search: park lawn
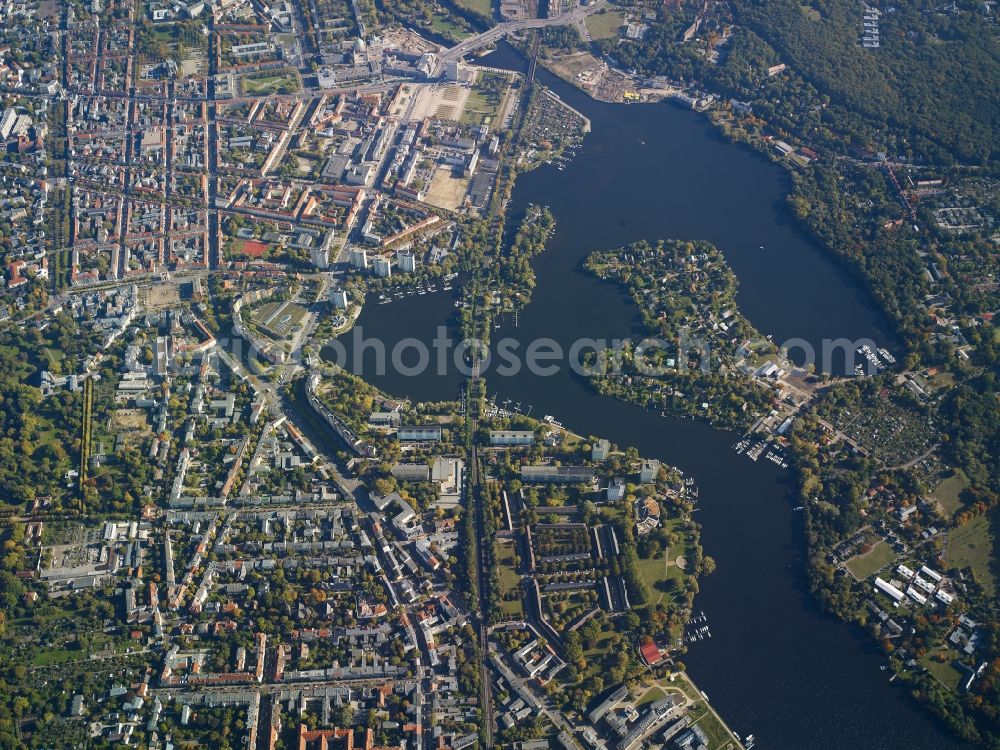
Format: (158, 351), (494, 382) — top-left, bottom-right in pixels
(43, 347), (65, 368)
(921, 648), (964, 692)
(460, 87), (504, 126)
(34, 422), (60, 450)
(582, 621), (618, 659)
(496, 538), (523, 617)
(636, 553), (684, 607)
(453, 0), (491, 16)
(497, 562), (520, 593)
(635, 519), (693, 606)
(431, 12), (471, 40)
(669, 674), (702, 704)
(947, 515), (996, 595)
(557, 429), (586, 449)
(931, 469), (970, 516)
(585, 9), (626, 40)
(31, 647), (79, 666)
(496, 536), (518, 567)
(499, 598), (523, 617)
(845, 540), (896, 580)
(242, 72), (300, 95)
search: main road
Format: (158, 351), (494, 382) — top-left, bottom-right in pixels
(435, 0), (610, 71)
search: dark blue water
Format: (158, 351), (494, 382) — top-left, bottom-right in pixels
(321, 44), (969, 750)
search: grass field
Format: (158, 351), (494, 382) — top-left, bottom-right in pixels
(931, 469), (970, 516)
(453, 0), (491, 16)
(947, 514), (996, 595)
(242, 71), (300, 96)
(31, 647), (79, 666)
(43, 347), (65, 368)
(431, 12), (471, 40)
(496, 538), (523, 618)
(921, 648), (964, 692)
(636, 552), (685, 607)
(499, 599), (523, 617)
(582, 620), (618, 659)
(460, 87), (505, 126)
(585, 9), (626, 40)
(845, 540), (896, 580)
(497, 563), (520, 591)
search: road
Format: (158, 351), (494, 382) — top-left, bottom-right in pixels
(212, 340), (364, 503)
(435, 0), (610, 71)
(466, 437), (496, 746)
(487, 641), (578, 739)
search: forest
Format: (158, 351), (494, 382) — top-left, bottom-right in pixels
(606, 0), (1000, 166)
(733, 0), (1000, 166)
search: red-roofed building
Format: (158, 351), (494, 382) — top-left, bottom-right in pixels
(640, 640), (665, 667)
(7, 260), (26, 288)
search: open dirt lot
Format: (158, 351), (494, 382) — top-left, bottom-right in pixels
(408, 84), (471, 122)
(423, 168), (469, 211)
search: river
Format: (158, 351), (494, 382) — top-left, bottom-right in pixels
(323, 44), (970, 749)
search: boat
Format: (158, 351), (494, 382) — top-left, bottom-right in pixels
(856, 344), (884, 371)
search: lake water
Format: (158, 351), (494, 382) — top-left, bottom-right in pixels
(323, 44), (970, 750)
